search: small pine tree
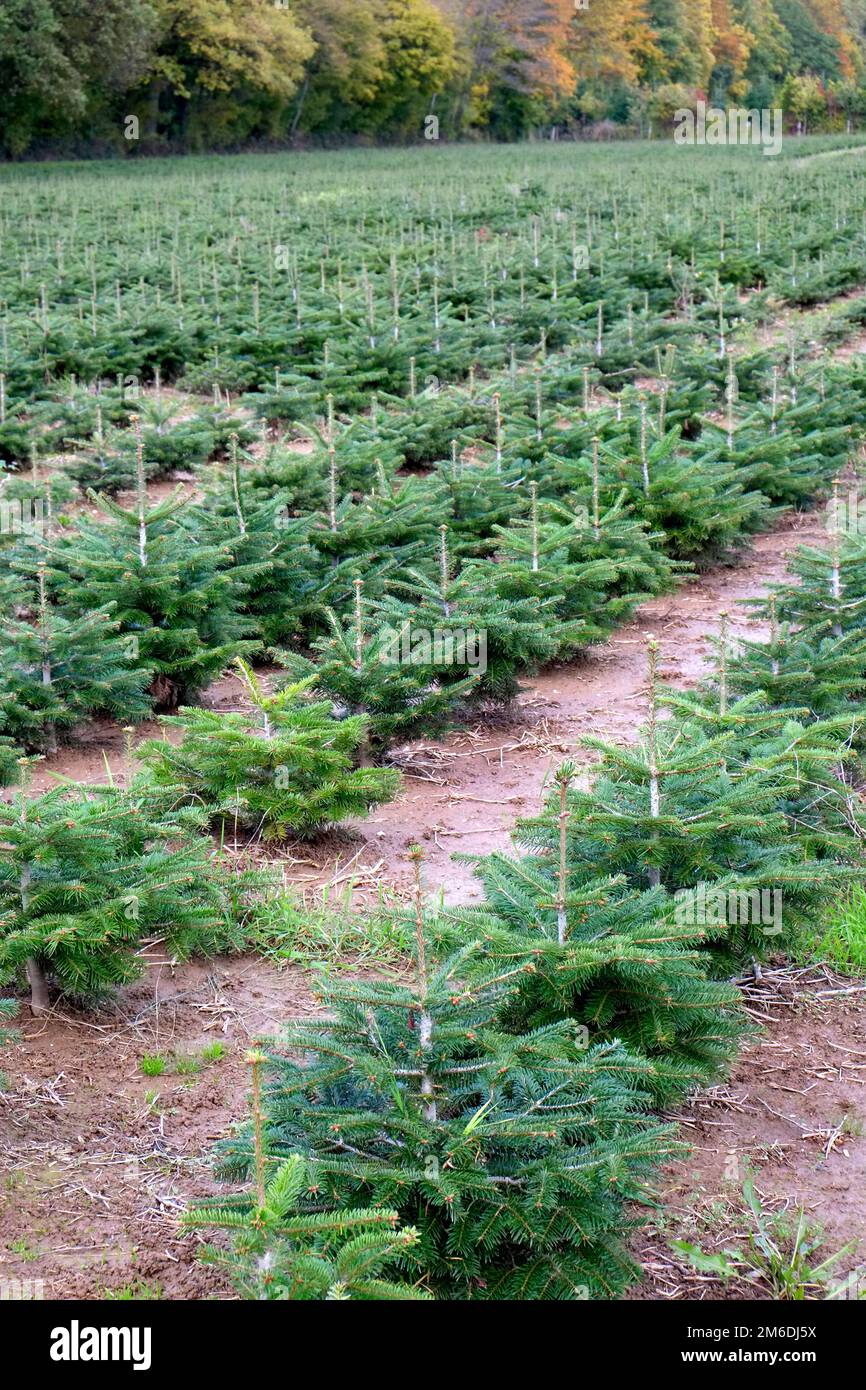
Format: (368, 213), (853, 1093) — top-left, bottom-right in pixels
(215, 851), (679, 1301)
(52, 417), (256, 706)
(518, 639), (849, 967)
(434, 445), (523, 558)
(137, 658), (400, 840)
(601, 421), (767, 562)
(194, 438), (318, 647)
(725, 597), (866, 724)
(381, 527), (563, 704)
(754, 522), (866, 639)
(277, 579), (482, 753)
(0, 560), (152, 753)
(185, 1054), (430, 1300)
(486, 483), (614, 651)
(659, 613), (865, 855)
(441, 762), (746, 1105)
(309, 452), (446, 572)
(0, 767), (255, 1014)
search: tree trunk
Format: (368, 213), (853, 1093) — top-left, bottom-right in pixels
(26, 957), (50, 1016)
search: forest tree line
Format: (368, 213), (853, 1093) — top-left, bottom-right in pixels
(3, 0), (866, 157)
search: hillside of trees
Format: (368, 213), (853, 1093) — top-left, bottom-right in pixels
(4, 0), (866, 157)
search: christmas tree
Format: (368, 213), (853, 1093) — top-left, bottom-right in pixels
(0, 560), (153, 753)
(137, 659), (400, 840)
(193, 439), (318, 648)
(380, 527), (563, 704)
(308, 460), (446, 573)
(440, 763), (746, 1105)
(753, 521), (866, 639)
(51, 418), (255, 706)
(516, 640), (849, 968)
(433, 445), (523, 559)
(185, 1055), (430, 1300)
(215, 850), (678, 1300)
(724, 601), (866, 726)
(659, 613), (865, 856)
(277, 578), (481, 753)
(600, 420), (768, 563)
(486, 483), (617, 651)
(0, 768), (255, 1014)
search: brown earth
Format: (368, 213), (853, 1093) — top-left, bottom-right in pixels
(629, 965), (866, 1299)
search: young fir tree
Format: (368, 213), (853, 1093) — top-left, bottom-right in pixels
(517, 640), (847, 969)
(724, 596), (866, 725)
(308, 451), (446, 573)
(658, 612), (865, 855)
(752, 521), (866, 639)
(216, 850), (678, 1300)
(485, 483), (613, 651)
(441, 764), (746, 1104)
(137, 659), (400, 841)
(545, 469), (681, 616)
(277, 578), (481, 753)
(433, 443), (523, 558)
(185, 1057), (430, 1300)
(0, 560), (152, 753)
(51, 417), (255, 706)
(0, 766), (253, 1014)
(599, 419), (767, 562)
(193, 437), (318, 647)
(380, 527), (563, 704)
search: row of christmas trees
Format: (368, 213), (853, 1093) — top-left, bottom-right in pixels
(1, 345), (861, 805)
(186, 518), (866, 1299)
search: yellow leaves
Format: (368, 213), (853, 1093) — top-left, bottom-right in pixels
(150, 0), (314, 100)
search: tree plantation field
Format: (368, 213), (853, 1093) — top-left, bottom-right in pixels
(3, 136), (866, 1310)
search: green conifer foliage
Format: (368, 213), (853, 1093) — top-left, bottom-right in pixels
(434, 444), (523, 558)
(380, 527), (562, 704)
(0, 736), (21, 785)
(216, 851), (678, 1300)
(753, 521), (866, 639)
(138, 659), (400, 840)
(0, 770), (253, 1014)
(487, 482), (613, 650)
(278, 579), (481, 752)
(440, 764), (746, 1105)
(0, 561), (152, 753)
(51, 417), (255, 706)
(725, 598), (866, 726)
(659, 613), (865, 856)
(593, 415), (765, 562)
(514, 640), (846, 967)
(194, 438), (317, 647)
(186, 1055), (430, 1300)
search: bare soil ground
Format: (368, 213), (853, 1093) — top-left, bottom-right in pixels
(629, 964), (866, 1299)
